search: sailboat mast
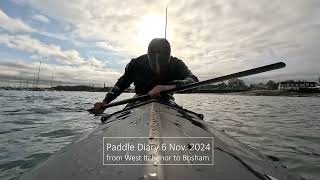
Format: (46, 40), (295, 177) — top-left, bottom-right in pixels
(51, 67), (55, 88)
(165, 7), (168, 39)
(36, 60), (41, 88)
(51, 71), (53, 88)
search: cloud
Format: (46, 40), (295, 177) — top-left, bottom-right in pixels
(32, 14), (50, 24)
(0, 9), (33, 33)
(3, 0), (320, 82)
(0, 33), (113, 73)
(23, 0), (168, 55)
(0, 31), (123, 86)
(168, 0), (320, 81)
(0, 34), (87, 65)
(95, 41), (117, 51)
(80, 57), (105, 69)
(0, 60), (121, 87)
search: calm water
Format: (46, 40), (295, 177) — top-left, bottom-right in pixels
(0, 90), (319, 180)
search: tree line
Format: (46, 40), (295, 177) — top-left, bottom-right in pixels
(198, 79), (279, 91)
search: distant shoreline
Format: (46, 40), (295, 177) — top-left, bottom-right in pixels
(229, 90), (320, 97)
(1, 87), (319, 97)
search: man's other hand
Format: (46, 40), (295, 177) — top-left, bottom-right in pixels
(148, 85), (176, 97)
(93, 101), (107, 114)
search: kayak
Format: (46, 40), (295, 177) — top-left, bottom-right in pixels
(19, 99), (301, 180)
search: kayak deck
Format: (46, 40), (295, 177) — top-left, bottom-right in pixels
(19, 100), (301, 180)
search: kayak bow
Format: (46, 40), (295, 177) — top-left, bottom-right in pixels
(19, 100), (301, 180)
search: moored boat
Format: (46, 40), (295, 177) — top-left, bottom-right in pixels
(19, 99), (301, 180)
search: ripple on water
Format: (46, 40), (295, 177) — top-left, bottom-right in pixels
(39, 129), (80, 138)
(0, 153), (51, 171)
(3, 120), (39, 125)
(0, 128), (23, 135)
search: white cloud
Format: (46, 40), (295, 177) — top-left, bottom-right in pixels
(0, 60), (121, 87)
(80, 57), (105, 69)
(24, 0), (168, 55)
(5, 0), (320, 81)
(32, 14), (50, 24)
(95, 41), (117, 51)
(0, 9), (33, 33)
(0, 34), (86, 64)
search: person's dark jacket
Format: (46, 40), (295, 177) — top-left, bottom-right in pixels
(103, 54), (198, 103)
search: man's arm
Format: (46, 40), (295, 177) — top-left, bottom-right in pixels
(103, 61), (134, 103)
(169, 58), (199, 87)
(148, 59), (198, 97)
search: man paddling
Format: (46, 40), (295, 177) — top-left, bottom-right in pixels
(93, 38), (198, 114)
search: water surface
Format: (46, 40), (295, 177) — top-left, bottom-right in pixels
(0, 90), (319, 180)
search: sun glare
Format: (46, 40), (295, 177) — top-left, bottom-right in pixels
(136, 15), (167, 47)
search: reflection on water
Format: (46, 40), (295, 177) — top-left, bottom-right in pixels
(0, 90), (319, 180)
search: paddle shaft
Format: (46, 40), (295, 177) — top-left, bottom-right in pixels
(89, 62), (285, 113)
(102, 95), (149, 108)
(162, 62), (286, 94)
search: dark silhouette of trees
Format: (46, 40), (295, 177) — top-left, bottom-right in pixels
(227, 79), (247, 90)
(266, 80), (278, 90)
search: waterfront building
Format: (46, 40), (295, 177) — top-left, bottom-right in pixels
(278, 81), (318, 90)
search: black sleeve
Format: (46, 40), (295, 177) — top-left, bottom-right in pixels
(169, 59), (199, 87)
(103, 60), (134, 103)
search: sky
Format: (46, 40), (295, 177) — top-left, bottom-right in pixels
(0, 0), (319, 87)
